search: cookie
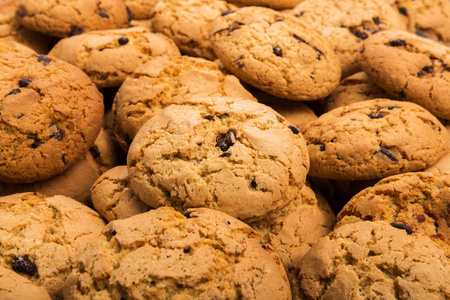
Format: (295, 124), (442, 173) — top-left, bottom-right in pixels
(127, 96), (309, 221)
(0, 128), (118, 204)
(0, 266), (51, 300)
(0, 38), (35, 54)
(359, 30), (450, 119)
(425, 122), (450, 173)
(324, 72), (393, 113)
(302, 99), (448, 180)
(150, 0), (236, 60)
(112, 55), (255, 150)
(91, 165), (150, 222)
(228, 0), (302, 10)
(63, 207), (291, 299)
(0, 52), (104, 183)
(249, 183), (335, 273)
(15, 0), (129, 38)
(125, 0), (158, 20)
(291, 221), (450, 299)
(209, 7), (341, 101)
(0, 192), (106, 299)
(336, 171), (450, 254)
(49, 27), (181, 88)
(290, 0), (406, 78)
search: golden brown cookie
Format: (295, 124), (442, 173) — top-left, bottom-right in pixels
(0, 266), (51, 300)
(63, 207), (291, 299)
(0, 51), (104, 183)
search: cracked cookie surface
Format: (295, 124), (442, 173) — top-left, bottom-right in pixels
(63, 207), (291, 300)
(112, 55), (255, 150)
(0, 51), (104, 183)
(291, 221), (450, 300)
(0, 192), (106, 299)
(302, 99), (448, 180)
(49, 27), (181, 88)
(127, 96), (309, 221)
(209, 6), (341, 101)
(0, 266), (51, 300)
(359, 30), (450, 119)
(15, 0), (129, 38)
(150, 0), (236, 60)
(290, 0), (406, 78)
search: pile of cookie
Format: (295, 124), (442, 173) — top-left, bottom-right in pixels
(1, 0), (449, 299)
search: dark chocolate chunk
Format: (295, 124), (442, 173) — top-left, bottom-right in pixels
(183, 246), (191, 253)
(219, 152), (231, 157)
(18, 78), (32, 88)
(221, 10), (234, 16)
(37, 55), (52, 66)
(399, 7), (408, 16)
(315, 142), (325, 152)
(16, 5), (27, 17)
(225, 129), (236, 145)
(259, 242), (267, 250)
(293, 34), (307, 44)
(417, 65), (435, 77)
(368, 112), (384, 119)
(28, 136), (40, 148)
(89, 145), (101, 158)
(109, 228), (117, 236)
(196, 142), (203, 146)
(126, 6), (132, 22)
(7, 89), (21, 96)
(416, 214), (426, 223)
(69, 25), (83, 36)
(390, 222), (413, 234)
(98, 11), (109, 19)
(236, 56), (245, 68)
(364, 215), (374, 221)
(288, 125), (299, 135)
(389, 39), (406, 47)
(99, 48), (106, 52)
(378, 148), (398, 162)
(273, 46), (282, 57)
(12, 256), (37, 276)
(372, 17), (381, 26)
(228, 21), (243, 33)
(349, 27), (368, 40)
(227, 220), (231, 225)
(17, 114), (24, 119)
(118, 36), (129, 45)
(215, 134), (227, 151)
(49, 123), (64, 141)
(202, 115), (215, 121)
(251, 179), (257, 189)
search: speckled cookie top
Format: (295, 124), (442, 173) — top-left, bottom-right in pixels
(209, 6), (341, 101)
(290, 0), (406, 77)
(150, 0), (236, 60)
(49, 27), (181, 88)
(0, 192), (106, 299)
(0, 266), (51, 300)
(127, 96), (309, 221)
(0, 51), (104, 183)
(336, 171), (450, 255)
(359, 30), (450, 119)
(63, 207), (291, 300)
(112, 55), (255, 149)
(292, 221), (450, 300)
(303, 99), (448, 180)
(15, 0), (129, 38)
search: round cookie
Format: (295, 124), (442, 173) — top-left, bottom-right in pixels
(125, 0), (158, 20)
(209, 6), (341, 101)
(127, 96), (309, 221)
(291, 221), (450, 300)
(150, 0), (236, 60)
(112, 56), (255, 150)
(0, 192), (106, 299)
(63, 207), (291, 299)
(0, 51), (104, 183)
(49, 27), (181, 88)
(336, 171), (450, 255)
(0, 266), (51, 300)
(359, 30), (450, 120)
(0, 128), (118, 204)
(302, 99), (448, 180)
(15, 0), (129, 38)
(290, 0), (406, 78)
(324, 72), (393, 113)
(227, 0), (303, 10)
(91, 165), (150, 222)
(249, 183), (335, 273)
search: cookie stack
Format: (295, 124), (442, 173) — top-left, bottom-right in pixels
(1, 0), (450, 298)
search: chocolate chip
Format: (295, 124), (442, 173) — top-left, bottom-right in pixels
(16, 5), (27, 17)
(37, 55), (52, 66)
(49, 123), (64, 141)
(118, 36), (129, 45)
(227, 220), (231, 224)
(315, 142), (325, 152)
(236, 56), (245, 68)
(99, 48), (106, 52)
(183, 246), (191, 253)
(18, 78), (32, 88)
(390, 222), (413, 234)
(109, 228), (117, 236)
(389, 39), (406, 47)
(196, 142), (203, 146)
(378, 148), (398, 162)
(216, 113), (229, 119)
(228, 21), (243, 33)
(368, 112), (384, 119)
(251, 179), (257, 189)
(202, 115), (215, 121)
(372, 17), (381, 26)
(288, 125), (299, 135)
(69, 25), (83, 36)
(184, 211), (194, 218)
(28, 136), (40, 148)
(221, 10), (234, 16)
(273, 46), (282, 57)
(418, 65), (435, 77)
(314, 47), (324, 60)
(349, 28), (368, 40)
(225, 129), (236, 145)
(17, 114), (24, 119)
(98, 11), (109, 18)
(215, 134), (227, 151)
(275, 16), (285, 22)
(386, 106), (399, 110)
(219, 152), (231, 157)
(260, 242), (267, 250)
(126, 6), (132, 22)
(364, 215), (374, 221)
(416, 214), (426, 223)
(399, 7), (408, 16)
(89, 145), (101, 158)
(7, 89), (21, 96)
(293, 34), (307, 44)
(12, 256), (37, 276)
(295, 11), (304, 17)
